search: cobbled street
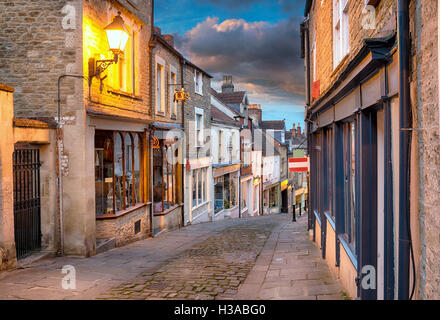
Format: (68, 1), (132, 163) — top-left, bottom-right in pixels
(0, 215), (345, 300)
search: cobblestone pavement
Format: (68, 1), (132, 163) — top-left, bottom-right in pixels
(0, 214), (344, 300)
(102, 220), (278, 300)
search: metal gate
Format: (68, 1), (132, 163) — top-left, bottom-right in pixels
(13, 147), (41, 259)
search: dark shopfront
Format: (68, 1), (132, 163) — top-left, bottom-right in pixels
(307, 35), (401, 300)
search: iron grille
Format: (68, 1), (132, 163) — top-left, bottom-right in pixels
(13, 147), (42, 259)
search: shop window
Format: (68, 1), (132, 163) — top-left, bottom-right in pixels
(224, 173), (238, 209)
(241, 181), (248, 210)
(214, 177), (224, 213)
(269, 186), (278, 208)
(153, 139), (178, 213)
(95, 131), (144, 216)
(324, 128), (334, 218)
(343, 121), (357, 249)
(192, 168), (207, 208)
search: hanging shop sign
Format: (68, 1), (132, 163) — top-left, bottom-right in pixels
(289, 157), (309, 172)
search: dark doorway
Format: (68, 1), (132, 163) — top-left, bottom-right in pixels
(281, 189), (288, 213)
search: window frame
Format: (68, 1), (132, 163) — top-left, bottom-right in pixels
(191, 167), (208, 209)
(333, 0), (350, 68)
(156, 56), (166, 114)
(170, 66), (178, 117)
(195, 107), (204, 148)
(153, 138), (178, 214)
(95, 130), (144, 216)
(194, 70), (203, 95)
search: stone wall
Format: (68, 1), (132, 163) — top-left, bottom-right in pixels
(83, 0), (152, 120)
(0, 84), (16, 271)
(0, 0), (83, 118)
(408, 0), (440, 300)
(309, 0), (396, 102)
(152, 39), (183, 125)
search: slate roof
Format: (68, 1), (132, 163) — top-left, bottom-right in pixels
(210, 88), (248, 114)
(211, 106), (240, 126)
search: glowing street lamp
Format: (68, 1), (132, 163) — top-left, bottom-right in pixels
(88, 12), (129, 80)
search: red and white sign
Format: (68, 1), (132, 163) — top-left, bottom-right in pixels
(289, 157), (309, 173)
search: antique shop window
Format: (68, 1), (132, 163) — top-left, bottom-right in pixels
(153, 139), (178, 213)
(333, 0), (350, 68)
(192, 168), (207, 208)
(95, 131), (143, 216)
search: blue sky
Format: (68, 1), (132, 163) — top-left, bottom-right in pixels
(155, 0), (306, 132)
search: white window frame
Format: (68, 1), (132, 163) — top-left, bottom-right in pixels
(195, 107), (204, 147)
(170, 66), (178, 117)
(333, 0), (350, 68)
(194, 70), (203, 95)
(155, 55), (166, 114)
(192, 167), (208, 209)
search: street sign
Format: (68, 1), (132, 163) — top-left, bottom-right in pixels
(289, 157), (309, 172)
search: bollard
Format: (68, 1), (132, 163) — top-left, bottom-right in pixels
(292, 203), (296, 222)
(299, 203), (302, 217)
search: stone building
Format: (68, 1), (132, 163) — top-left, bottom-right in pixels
(302, 0), (439, 300)
(0, 0), (154, 259)
(182, 61), (213, 226)
(260, 120), (290, 213)
(149, 28), (184, 235)
(212, 76), (255, 218)
(210, 94), (241, 220)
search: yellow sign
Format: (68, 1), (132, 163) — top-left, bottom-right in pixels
(174, 88), (190, 102)
(281, 179), (289, 191)
(253, 178), (260, 185)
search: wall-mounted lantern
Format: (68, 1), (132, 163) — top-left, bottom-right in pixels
(88, 12), (129, 82)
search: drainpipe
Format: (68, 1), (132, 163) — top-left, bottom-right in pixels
(180, 57), (186, 227)
(148, 0), (155, 237)
(397, 0), (412, 300)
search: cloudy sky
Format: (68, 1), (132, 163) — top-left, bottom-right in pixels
(155, 0), (307, 131)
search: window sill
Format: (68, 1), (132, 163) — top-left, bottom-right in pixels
(331, 54), (349, 76)
(155, 110), (165, 116)
(107, 89), (143, 101)
(153, 204), (181, 216)
(194, 91), (203, 97)
(338, 234), (358, 270)
(192, 200), (209, 211)
(323, 211), (336, 231)
(96, 203), (149, 220)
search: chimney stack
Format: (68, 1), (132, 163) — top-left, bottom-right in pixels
(221, 75), (234, 93)
(292, 123), (296, 136)
(153, 26), (161, 35)
(297, 123), (302, 137)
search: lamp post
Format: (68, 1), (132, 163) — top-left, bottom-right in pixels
(88, 12), (130, 82)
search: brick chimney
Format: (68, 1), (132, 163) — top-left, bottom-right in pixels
(291, 123), (296, 136)
(163, 34), (174, 47)
(248, 104), (262, 123)
(153, 26), (161, 35)
(221, 75), (234, 93)
(297, 123), (302, 137)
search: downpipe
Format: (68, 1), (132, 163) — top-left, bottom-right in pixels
(397, 0), (413, 300)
